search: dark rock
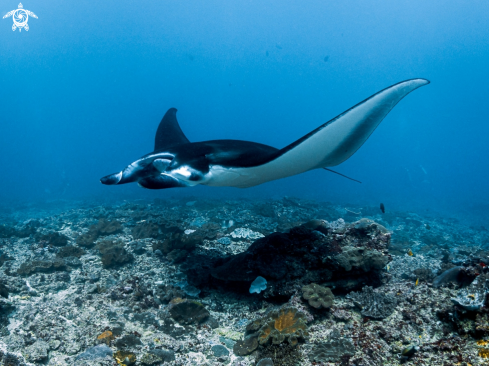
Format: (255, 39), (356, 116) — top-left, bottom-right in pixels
(76, 231), (98, 248)
(347, 286), (397, 319)
(169, 300), (210, 325)
(310, 338), (355, 363)
(211, 345), (229, 357)
(155, 230), (202, 254)
(0, 224), (17, 238)
(56, 272), (71, 282)
(196, 221), (389, 296)
(93, 219), (123, 236)
(56, 245), (86, 258)
(0, 251), (13, 267)
(413, 268), (434, 282)
(25, 340), (49, 362)
(17, 258), (68, 276)
(153, 284), (184, 305)
(76, 345), (113, 360)
(0, 282), (8, 298)
(77, 219), (123, 247)
(96, 240), (134, 268)
(130, 241), (147, 255)
(233, 337), (258, 356)
(167, 249), (188, 263)
(133, 312), (158, 327)
(257, 343), (299, 366)
(0, 224), (36, 238)
(114, 334), (142, 348)
(36, 232), (68, 247)
(433, 266), (462, 288)
(63, 256), (82, 267)
(132, 222), (160, 239)
(159, 318), (188, 338)
(203, 316), (219, 329)
(256, 358), (274, 366)
(147, 349), (175, 363)
(109, 323), (124, 336)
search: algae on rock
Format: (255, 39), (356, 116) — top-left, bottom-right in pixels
(302, 283), (334, 309)
(347, 286), (397, 319)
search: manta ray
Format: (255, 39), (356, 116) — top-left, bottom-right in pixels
(101, 78), (429, 190)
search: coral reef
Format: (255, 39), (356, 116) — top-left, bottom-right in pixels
(251, 307), (308, 346)
(347, 286), (397, 319)
(77, 219), (123, 247)
(0, 197), (488, 365)
(56, 245), (86, 258)
(131, 222), (159, 239)
(169, 299), (210, 325)
(35, 232), (68, 246)
(114, 350), (136, 365)
(233, 337), (258, 356)
(201, 220), (390, 297)
(157, 230), (203, 254)
(257, 343), (300, 366)
(310, 338), (355, 363)
(452, 273), (489, 310)
(302, 283), (334, 309)
(96, 239), (134, 268)
(17, 258), (68, 276)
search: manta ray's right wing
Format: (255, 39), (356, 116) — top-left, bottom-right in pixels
(210, 78), (429, 188)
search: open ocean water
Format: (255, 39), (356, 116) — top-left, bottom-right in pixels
(1, 1), (489, 365)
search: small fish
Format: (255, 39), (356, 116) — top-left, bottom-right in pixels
(407, 249), (413, 256)
(275, 44), (283, 50)
(380, 203), (385, 213)
(425, 224), (431, 230)
(266, 50), (269, 57)
(386, 264), (390, 271)
(324, 56), (329, 62)
(480, 262), (487, 268)
(415, 278), (419, 286)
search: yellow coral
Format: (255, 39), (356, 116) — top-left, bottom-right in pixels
(274, 309), (300, 333)
(96, 330), (114, 345)
(477, 340), (489, 346)
(114, 350), (136, 365)
(479, 348), (489, 358)
(170, 297), (185, 304)
(259, 327), (271, 342)
(257, 307), (308, 346)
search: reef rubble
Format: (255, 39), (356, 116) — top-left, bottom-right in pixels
(0, 197), (488, 365)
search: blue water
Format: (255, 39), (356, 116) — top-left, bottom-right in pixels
(1, 1), (488, 217)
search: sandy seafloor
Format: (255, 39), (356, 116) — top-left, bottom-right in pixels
(1, 197), (489, 366)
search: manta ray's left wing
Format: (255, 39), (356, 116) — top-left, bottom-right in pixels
(207, 78), (429, 188)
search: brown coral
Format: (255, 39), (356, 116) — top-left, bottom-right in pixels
(114, 350), (136, 365)
(96, 330), (114, 345)
(257, 307), (308, 346)
(302, 283), (334, 309)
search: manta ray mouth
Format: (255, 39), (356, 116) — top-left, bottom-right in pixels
(100, 171), (122, 185)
